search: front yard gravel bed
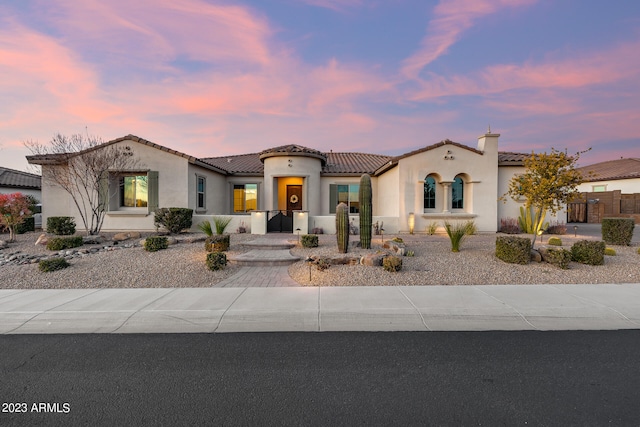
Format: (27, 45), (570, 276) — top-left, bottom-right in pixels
(1, 231), (639, 289)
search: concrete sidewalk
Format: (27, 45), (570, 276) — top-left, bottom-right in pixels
(2, 284), (640, 334)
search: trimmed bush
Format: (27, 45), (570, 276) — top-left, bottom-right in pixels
(144, 236), (168, 252)
(571, 240), (605, 265)
(604, 247), (617, 256)
(392, 237), (404, 243)
(47, 216), (76, 235)
(383, 255), (402, 272)
(205, 234), (230, 252)
(154, 208), (193, 234)
(46, 236), (83, 251)
(548, 237), (563, 246)
(39, 257), (70, 272)
(601, 218), (635, 246)
(495, 236), (531, 265)
(16, 217), (35, 234)
(206, 251), (227, 271)
(541, 247), (572, 269)
(301, 234), (319, 248)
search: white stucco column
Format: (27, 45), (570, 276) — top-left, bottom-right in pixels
(250, 211), (267, 234)
(441, 182), (451, 213)
(293, 211), (309, 235)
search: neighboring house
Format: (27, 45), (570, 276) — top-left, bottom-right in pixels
(0, 166), (41, 200)
(571, 158), (640, 223)
(27, 132), (533, 234)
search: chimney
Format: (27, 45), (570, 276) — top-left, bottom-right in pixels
(477, 126), (500, 154)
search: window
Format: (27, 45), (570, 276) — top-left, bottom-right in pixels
(120, 175), (148, 207)
(197, 176), (206, 210)
(234, 184), (257, 213)
(330, 184), (359, 213)
(592, 185), (606, 192)
(424, 176), (436, 210)
(452, 176), (464, 209)
(102, 171), (158, 213)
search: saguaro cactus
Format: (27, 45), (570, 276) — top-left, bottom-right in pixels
(336, 202), (349, 253)
(359, 174), (372, 249)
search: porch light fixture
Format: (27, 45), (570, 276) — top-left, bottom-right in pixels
(574, 225), (578, 237)
(306, 257), (313, 282)
(296, 227), (301, 242)
(380, 228), (384, 243)
(408, 212), (415, 235)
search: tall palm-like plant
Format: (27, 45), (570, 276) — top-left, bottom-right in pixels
(197, 220), (213, 237)
(212, 216), (232, 235)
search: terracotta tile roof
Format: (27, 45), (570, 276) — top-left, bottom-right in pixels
(323, 152), (393, 175)
(202, 153), (264, 175)
(498, 152), (530, 165)
(577, 158), (640, 182)
(27, 134), (228, 175)
(0, 167), (41, 190)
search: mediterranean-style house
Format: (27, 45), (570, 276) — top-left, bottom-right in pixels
(27, 131), (537, 234)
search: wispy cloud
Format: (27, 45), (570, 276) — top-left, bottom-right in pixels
(401, 0), (536, 79)
(298, 0), (363, 13)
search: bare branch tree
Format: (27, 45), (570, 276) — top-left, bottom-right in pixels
(25, 134), (141, 235)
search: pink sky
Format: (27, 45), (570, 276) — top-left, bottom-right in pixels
(1, 0), (639, 172)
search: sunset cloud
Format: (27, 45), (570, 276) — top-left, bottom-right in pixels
(401, 0), (536, 79)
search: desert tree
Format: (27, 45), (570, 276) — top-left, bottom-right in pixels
(0, 192), (31, 242)
(25, 133), (141, 235)
(501, 147), (587, 247)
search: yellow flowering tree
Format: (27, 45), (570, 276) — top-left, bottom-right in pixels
(502, 148), (587, 247)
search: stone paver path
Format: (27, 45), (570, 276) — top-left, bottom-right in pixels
(215, 236), (301, 288)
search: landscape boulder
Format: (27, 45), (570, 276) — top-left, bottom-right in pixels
(113, 231), (142, 242)
(383, 240), (406, 256)
(530, 249), (542, 263)
(360, 253), (385, 266)
(35, 233), (47, 246)
(83, 235), (106, 245)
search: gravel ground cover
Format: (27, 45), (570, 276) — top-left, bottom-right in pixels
(1, 231), (639, 289)
(0, 232), (255, 289)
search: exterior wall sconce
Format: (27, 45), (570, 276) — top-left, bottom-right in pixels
(408, 212), (415, 234)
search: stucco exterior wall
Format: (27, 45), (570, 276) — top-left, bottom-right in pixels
(376, 167), (399, 217)
(187, 164), (227, 214)
(263, 155), (323, 215)
(394, 141), (499, 233)
(578, 178), (640, 194)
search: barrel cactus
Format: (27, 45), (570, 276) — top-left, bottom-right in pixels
(359, 174), (372, 249)
(336, 202), (349, 253)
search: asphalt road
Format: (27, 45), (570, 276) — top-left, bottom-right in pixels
(1, 331), (639, 426)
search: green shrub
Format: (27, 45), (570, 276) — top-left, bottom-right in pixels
(406, 250), (415, 257)
(570, 240), (605, 265)
(206, 251), (227, 271)
(39, 257), (70, 272)
(542, 247), (572, 269)
(495, 236), (531, 265)
(637, 247), (640, 255)
(47, 216), (76, 235)
(601, 218), (635, 246)
(604, 247), (617, 256)
(392, 237), (404, 243)
(212, 216), (232, 235)
(205, 234), (230, 252)
(383, 255), (402, 272)
(16, 217), (35, 234)
(144, 236), (168, 252)
(154, 208), (193, 234)
(301, 234), (319, 248)
(46, 236), (83, 251)
(548, 237), (563, 246)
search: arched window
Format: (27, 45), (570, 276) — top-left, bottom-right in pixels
(424, 176), (436, 210)
(452, 176), (464, 209)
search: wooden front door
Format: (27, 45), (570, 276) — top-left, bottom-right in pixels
(287, 185), (302, 211)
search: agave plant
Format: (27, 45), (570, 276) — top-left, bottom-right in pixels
(443, 220), (475, 252)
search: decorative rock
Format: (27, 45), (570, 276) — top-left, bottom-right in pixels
(35, 233), (47, 246)
(361, 253), (385, 266)
(530, 249), (542, 263)
(0, 240), (6, 249)
(113, 231), (141, 242)
(83, 235), (106, 244)
(383, 240), (406, 256)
